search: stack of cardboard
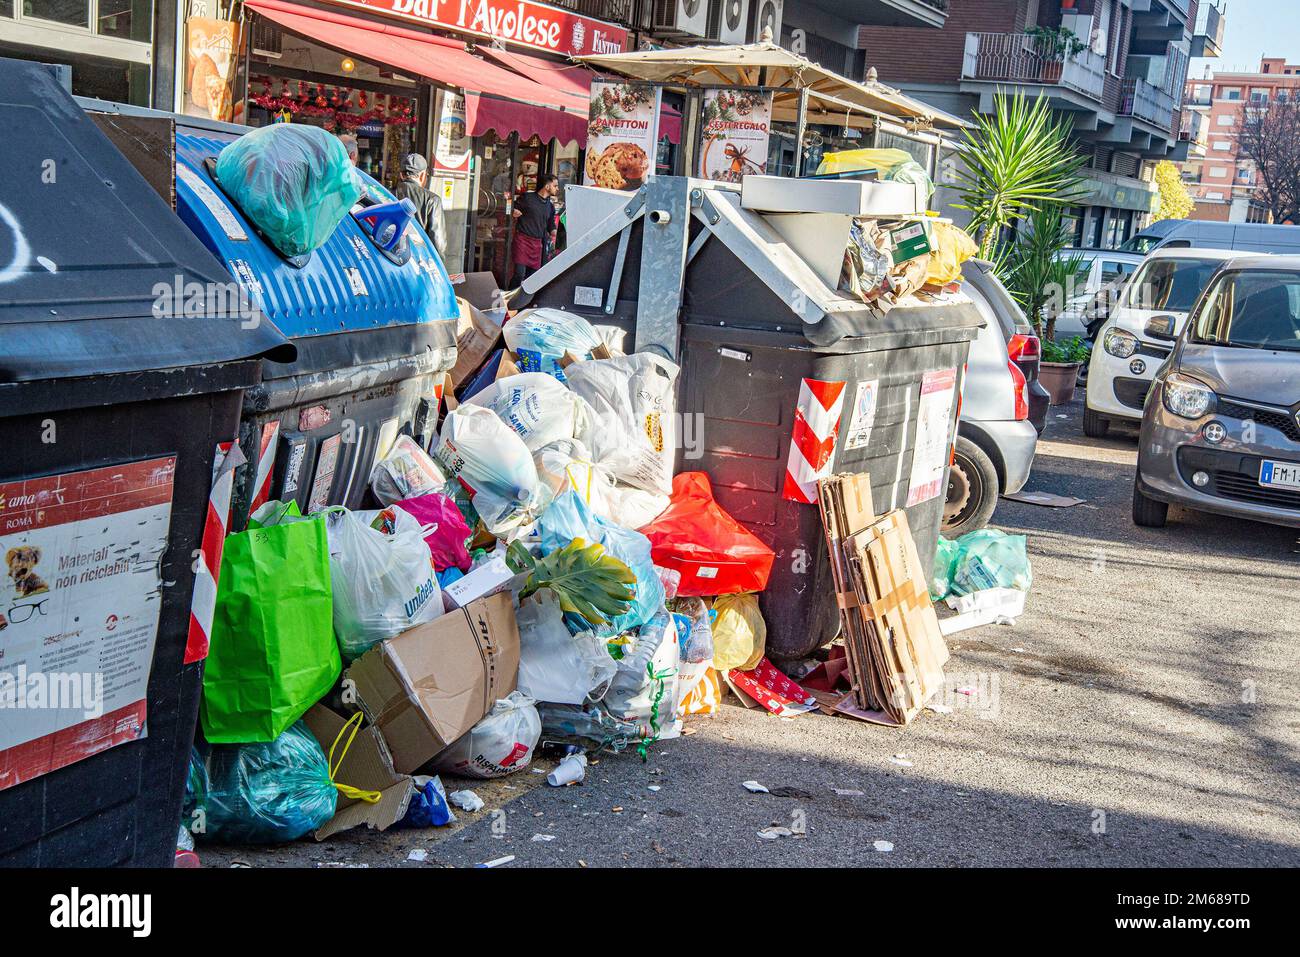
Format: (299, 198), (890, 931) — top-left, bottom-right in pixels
(817, 473), (949, 726)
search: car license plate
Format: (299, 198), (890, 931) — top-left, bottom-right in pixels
(1259, 459), (1300, 489)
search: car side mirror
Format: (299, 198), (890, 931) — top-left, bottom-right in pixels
(1145, 315), (1177, 341)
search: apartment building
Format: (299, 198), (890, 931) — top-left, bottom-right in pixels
(858, 0), (1224, 249)
(1182, 57), (1300, 223)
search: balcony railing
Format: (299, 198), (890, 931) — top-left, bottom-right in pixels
(1121, 76), (1178, 130)
(961, 33), (1106, 102)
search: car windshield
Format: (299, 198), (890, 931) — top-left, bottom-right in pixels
(1121, 234), (1161, 254)
(1191, 270), (1300, 352)
(1123, 257), (1224, 313)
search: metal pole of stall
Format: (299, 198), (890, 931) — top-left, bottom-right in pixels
(793, 87), (808, 177)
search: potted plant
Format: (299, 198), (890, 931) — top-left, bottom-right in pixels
(1039, 336), (1091, 405)
(1026, 26), (1087, 83)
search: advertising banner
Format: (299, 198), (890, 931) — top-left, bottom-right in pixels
(184, 17), (243, 122)
(697, 88), (772, 183)
(584, 81), (660, 191)
(434, 91), (472, 174)
(0, 458), (176, 791)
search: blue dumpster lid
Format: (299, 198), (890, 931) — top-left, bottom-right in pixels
(0, 58), (295, 384)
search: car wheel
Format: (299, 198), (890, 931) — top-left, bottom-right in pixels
(1132, 481), (1169, 528)
(1083, 406), (1110, 438)
(942, 436), (999, 537)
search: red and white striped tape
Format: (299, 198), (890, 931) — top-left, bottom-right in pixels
(247, 420), (281, 513)
(782, 377), (847, 504)
(185, 441), (246, 665)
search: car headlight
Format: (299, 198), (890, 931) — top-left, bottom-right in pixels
(1103, 328), (1138, 358)
(1162, 373), (1216, 419)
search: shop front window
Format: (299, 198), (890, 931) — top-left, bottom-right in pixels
(1, 0), (14, 18)
(24, 0), (90, 28)
(97, 0), (152, 42)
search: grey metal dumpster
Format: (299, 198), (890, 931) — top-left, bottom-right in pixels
(518, 176), (982, 660)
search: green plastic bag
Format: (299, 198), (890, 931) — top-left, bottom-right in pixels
(201, 505), (341, 743)
(930, 536), (961, 601)
(947, 529), (1033, 597)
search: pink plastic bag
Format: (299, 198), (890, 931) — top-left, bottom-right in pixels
(395, 493), (472, 572)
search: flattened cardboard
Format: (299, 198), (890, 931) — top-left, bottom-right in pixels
(450, 296), (505, 386)
(345, 594), (520, 774)
(301, 704), (413, 841)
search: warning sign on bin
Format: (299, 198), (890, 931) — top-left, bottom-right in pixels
(0, 458), (175, 791)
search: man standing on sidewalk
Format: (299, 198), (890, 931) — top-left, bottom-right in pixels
(511, 174), (559, 287)
(395, 153), (447, 259)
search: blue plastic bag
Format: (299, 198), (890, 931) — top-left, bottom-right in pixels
(397, 776), (456, 828)
(184, 721), (337, 844)
(538, 491), (665, 636)
(215, 124), (362, 257)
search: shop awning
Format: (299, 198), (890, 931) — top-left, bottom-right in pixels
(243, 0), (586, 116)
(466, 93), (587, 145)
(477, 45), (592, 101)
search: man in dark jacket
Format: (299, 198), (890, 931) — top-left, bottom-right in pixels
(394, 153), (447, 259)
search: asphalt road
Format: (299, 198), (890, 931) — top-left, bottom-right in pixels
(202, 398), (1300, 868)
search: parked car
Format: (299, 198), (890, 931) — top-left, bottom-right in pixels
(1133, 256), (1300, 529)
(1122, 219), (1300, 256)
(942, 261), (1043, 536)
(1053, 248), (1145, 339)
(1084, 248), (1247, 438)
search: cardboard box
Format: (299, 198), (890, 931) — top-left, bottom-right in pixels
(450, 296), (505, 387)
(442, 555), (526, 609)
(345, 594), (520, 774)
(301, 704), (414, 840)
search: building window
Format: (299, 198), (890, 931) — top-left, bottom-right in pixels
(97, 0), (151, 42)
(1217, 114), (1236, 126)
(1210, 167), (1229, 177)
(25, 0), (90, 28)
(1214, 140), (1232, 150)
(1223, 88), (1242, 100)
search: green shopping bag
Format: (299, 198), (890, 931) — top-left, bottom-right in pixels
(201, 505), (341, 743)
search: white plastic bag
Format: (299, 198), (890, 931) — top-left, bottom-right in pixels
(432, 692), (542, 779)
(604, 610), (681, 740)
(517, 590), (618, 705)
(369, 435), (447, 506)
(323, 505), (441, 660)
(434, 404), (549, 536)
(503, 308), (605, 381)
(533, 440), (668, 530)
(466, 372), (593, 451)
(564, 353), (679, 495)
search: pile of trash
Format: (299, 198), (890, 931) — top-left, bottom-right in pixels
(184, 304), (797, 847)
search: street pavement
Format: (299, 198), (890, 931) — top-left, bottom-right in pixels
(202, 398), (1300, 868)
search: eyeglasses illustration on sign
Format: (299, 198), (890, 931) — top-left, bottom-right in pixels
(8, 599), (49, 625)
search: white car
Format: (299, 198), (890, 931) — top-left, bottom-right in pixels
(1053, 248), (1145, 339)
(1084, 248), (1250, 438)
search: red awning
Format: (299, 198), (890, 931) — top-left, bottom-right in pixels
(242, 0), (581, 113)
(477, 46), (592, 101)
(465, 92), (587, 145)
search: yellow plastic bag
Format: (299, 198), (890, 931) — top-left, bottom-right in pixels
(816, 148), (913, 178)
(711, 593), (767, 672)
(925, 221), (978, 287)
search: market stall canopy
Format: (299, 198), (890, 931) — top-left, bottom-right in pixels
(575, 41), (968, 132)
(243, 0), (588, 143)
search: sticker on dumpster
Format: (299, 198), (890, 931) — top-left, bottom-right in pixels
(906, 368), (958, 507)
(307, 434), (342, 514)
(177, 162), (248, 241)
(0, 457), (175, 792)
(843, 379), (880, 452)
(782, 378), (846, 505)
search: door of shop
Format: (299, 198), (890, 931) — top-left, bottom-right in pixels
(471, 131), (549, 287)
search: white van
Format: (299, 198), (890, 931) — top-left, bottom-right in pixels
(1084, 248), (1249, 437)
(1122, 220), (1300, 256)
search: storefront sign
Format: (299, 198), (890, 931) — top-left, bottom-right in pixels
(184, 17), (243, 122)
(325, 0), (628, 57)
(697, 88), (772, 182)
(0, 458), (176, 791)
(584, 81), (659, 191)
(434, 92), (472, 174)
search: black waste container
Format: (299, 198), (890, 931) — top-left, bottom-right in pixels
(519, 178), (982, 661)
(0, 59), (292, 866)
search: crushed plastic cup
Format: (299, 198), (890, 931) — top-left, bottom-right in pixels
(547, 752), (588, 787)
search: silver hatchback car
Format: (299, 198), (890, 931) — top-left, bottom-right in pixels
(1134, 256), (1300, 529)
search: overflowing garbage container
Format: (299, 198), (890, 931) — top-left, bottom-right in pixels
(0, 59), (292, 866)
(86, 102), (459, 529)
(518, 175), (983, 660)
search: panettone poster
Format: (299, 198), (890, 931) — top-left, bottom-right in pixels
(184, 17), (244, 123)
(584, 81), (660, 191)
(697, 89), (772, 182)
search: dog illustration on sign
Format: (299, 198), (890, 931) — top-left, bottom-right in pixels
(6, 545), (49, 598)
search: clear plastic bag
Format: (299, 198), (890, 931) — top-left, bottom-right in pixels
(516, 590), (618, 705)
(214, 124), (362, 257)
(948, 529), (1033, 596)
(435, 404), (549, 536)
(502, 308), (605, 381)
(370, 435), (448, 506)
(184, 721), (336, 844)
(603, 610), (681, 740)
(431, 692), (542, 779)
(537, 491), (665, 636)
(466, 372), (593, 451)
(323, 505), (441, 660)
